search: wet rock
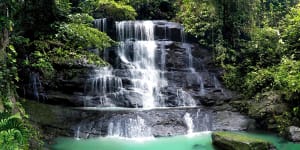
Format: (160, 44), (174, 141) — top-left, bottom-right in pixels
(212, 111), (256, 131)
(199, 98), (216, 106)
(154, 21), (183, 42)
(18, 67), (94, 106)
(152, 124), (186, 137)
(287, 126), (300, 142)
(212, 132), (276, 150)
(24, 100), (256, 140)
(123, 91), (144, 107)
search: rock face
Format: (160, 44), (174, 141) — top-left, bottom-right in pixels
(18, 67), (95, 107)
(212, 111), (256, 131)
(212, 132), (276, 150)
(23, 101), (256, 140)
(287, 126), (300, 142)
(238, 91), (289, 131)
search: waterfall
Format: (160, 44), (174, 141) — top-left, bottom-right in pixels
(88, 67), (123, 107)
(94, 18), (107, 32)
(199, 75), (206, 96)
(30, 72), (41, 100)
(182, 43), (206, 96)
(115, 21), (167, 108)
(28, 72), (47, 101)
(184, 113), (194, 134)
(213, 75), (221, 89)
(85, 20), (221, 109)
(176, 88), (196, 106)
(181, 28), (186, 43)
(116, 21), (155, 41)
(186, 45), (193, 69)
(75, 126), (81, 140)
(108, 115), (152, 138)
(213, 75), (227, 97)
(194, 109), (212, 131)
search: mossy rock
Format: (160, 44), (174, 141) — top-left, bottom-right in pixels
(212, 132), (276, 150)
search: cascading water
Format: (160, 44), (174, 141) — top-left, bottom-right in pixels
(79, 20), (224, 138)
(194, 109), (212, 131)
(87, 20), (209, 108)
(184, 113), (194, 134)
(108, 115), (152, 138)
(182, 43), (206, 96)
(28, 72), (48, 101)
(75, 126), (81, 140)
(114, 21), (168, 108)
(30, 72), (42, 100)
(176, 88), (196, 106)
(94, 18), (107, 33)
(85, 67), (124, 107)
(184, 110), (212, 135)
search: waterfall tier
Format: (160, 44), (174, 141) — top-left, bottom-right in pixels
(84, 20), (230, 109)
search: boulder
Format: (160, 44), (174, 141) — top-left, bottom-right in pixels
(212, 132), (276, 150)
(287, 126), (300, 142)
(247, 91), (289, 131)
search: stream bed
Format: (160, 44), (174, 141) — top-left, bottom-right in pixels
(50, 132), (300, 150)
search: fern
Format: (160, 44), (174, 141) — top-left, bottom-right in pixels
(0, 112), (30, 150)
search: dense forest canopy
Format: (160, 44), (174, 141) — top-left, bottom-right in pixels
(1, 0), (300, 149)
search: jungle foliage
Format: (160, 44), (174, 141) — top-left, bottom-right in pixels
(0, 0), (115, 149)
(1, 0), (300, 148)
(176, 0), (300, 133)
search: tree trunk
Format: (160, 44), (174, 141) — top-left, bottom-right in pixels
(0, 28), (9, 51)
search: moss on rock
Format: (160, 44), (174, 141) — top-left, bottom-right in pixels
(212, 131), (276, 150)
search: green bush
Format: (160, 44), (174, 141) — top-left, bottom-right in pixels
(120, 0), (178, 20)
(244, 57), (300, 100)
(48, 48), (108, 66)
(94, 0), (137, 20)
(55, 23), (114, 50)
(176, 0), (219, 47)
(248, 27), (283, 67)
(0, 44), (19, 95)
(55, 0), (72, 16)
(273, 58), (300, 101)
(281, 4), (300, 59)
(68, 13), (94, 24)
(79, 0), (137, 20)
(244, 68), (274, 96)
(30, 50), (54, 78)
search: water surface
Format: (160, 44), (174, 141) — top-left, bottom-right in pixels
(51, 132), (300, 150)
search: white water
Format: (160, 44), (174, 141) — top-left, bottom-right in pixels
(195, 109), (211, 131)
(176, 88), (196, 106)
(89, 67), (123, 106)
(184, 113), (194, 134)
(29, 72), (46, 101)
(108, 115), (152, 138)
(213, 75), (227, 97)
(115, 21), (168, 108)
(182, 43), (206, 98)
(75, 126), (81, 140)
(94, 18), (107, 32)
